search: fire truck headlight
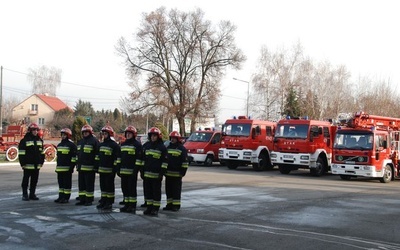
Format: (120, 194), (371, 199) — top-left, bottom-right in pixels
(300, 155), (309, 160)
(363, 166), (373, 171)
(331, 164), (338, 169)
(197, 149), (204, 153)
(219, 149), (223, 154)
(270, 153), (277, 158)
(244, 152), (251, 156)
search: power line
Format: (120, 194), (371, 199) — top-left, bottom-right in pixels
(3, 67), (127, 93)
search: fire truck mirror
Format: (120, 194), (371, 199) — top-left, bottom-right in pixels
(318, 127), (323, 135)
(255, 126), (261, 134)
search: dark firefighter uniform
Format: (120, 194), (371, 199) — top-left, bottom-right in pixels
(142, 127), (168, 216)
(96, 126), (121, 210)
(164, 137), (189, 211)
(118, 129), (143, 213)
(55, 129), (77, 203)
(18, 124), (45, 201)
(76, 125), (100, 206)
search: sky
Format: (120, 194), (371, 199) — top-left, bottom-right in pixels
(1, 0), (399, 124)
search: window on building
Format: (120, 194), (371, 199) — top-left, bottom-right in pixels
(31, 104), (38, 111)
(38, 118), (45, 125)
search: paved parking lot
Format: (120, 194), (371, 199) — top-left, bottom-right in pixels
(1, 162), (400, 249)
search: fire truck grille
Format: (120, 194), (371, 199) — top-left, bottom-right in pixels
(335, 155), (368, 163)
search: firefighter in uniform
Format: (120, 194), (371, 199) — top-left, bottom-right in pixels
(19, 123), (45, 201)
(55, 128), (77, 203)
(164, 131), (188, 211)
(76, 124), (100, 206)
(142, 127), (168, 216)
(96, 125), (121, 210)
(118, 125), (143, 213)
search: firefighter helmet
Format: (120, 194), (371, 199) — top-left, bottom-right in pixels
(81, 124), (93, 134)
(61, 128), (72, 139)
(28, 123), (40, 132)
(101, 125), (114, 137)
(148, 127), (162, 139)
(169, 131), (181, 142)
(124, 125), (137, 137)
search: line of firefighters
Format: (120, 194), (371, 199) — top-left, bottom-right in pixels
(18, 122), (189, 216)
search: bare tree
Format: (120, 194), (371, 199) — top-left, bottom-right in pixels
(3, 96), (21, 125)
(116, 7), (245, 135)
(253, 42), (352, 120)
(252, 43), (306, 120)
(27, 65), (62, 96)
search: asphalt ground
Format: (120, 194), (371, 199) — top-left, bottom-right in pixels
(1, 162), (400, 250)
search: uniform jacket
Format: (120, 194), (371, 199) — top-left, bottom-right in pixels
(56, 138), (77, 173)
(142, 139), (168, 179)
(166, 142), (189, 177)
(18, 132), (45, 169)
(76, 134), (100, 172)
(119, 138), (143, 175)
(97, 137), (121, 174)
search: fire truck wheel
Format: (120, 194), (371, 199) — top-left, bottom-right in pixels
(339, 175), (351, 180)
(279, 166), (291, 174)
(226, 162), (239, 170)
(204, 155), (213, 166)
(380, 165), (392, 183)
(6, 146), (19, 161)
(253, 152), (272, 171)
(310, 156), (326, 176)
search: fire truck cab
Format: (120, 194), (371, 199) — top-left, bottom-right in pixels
(218, 116), (276, 171)
(271, 117), (335, 176)
(331, 111), (400, 183)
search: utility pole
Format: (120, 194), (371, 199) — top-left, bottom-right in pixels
(233, 77), (250, 117)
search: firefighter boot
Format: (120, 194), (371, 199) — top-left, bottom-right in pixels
(163, 204), (173, 211)
(143, 205), (153, 215)
(29, 192), (39, 200)
(120, 204), (129, 213)
(126, 204), (136, 214)
(171, 205), (180, 212)
(22, 190), (29, 201)
(75, 196), (86, 206)
(54, 193), (63, 203)
(150, 207), (159, 216)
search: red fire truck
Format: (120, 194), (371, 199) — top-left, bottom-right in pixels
(331, 111), (400, 183)
(271, 117), (336, 176)
(218, 116), (276, 171)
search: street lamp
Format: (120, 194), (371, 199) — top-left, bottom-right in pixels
(233, 77), (250, 117)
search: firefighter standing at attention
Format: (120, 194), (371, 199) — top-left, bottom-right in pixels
(54, 128), (77, 203)
(164, 131), (189, 211)
(96, 125), (121, 210)
(118, 125), (143, 213)
(142, 127), (168, 216)
(76, 124), (100, 206)
(19, 123), (45, 201)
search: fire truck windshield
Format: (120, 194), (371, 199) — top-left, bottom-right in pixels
(222, 124), (251, 136)
(187, 132), (213, 142)
(334, 132), (373, 150)
(275, 124), (308, 139)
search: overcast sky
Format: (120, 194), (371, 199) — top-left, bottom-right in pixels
(1, 0), (399, 123)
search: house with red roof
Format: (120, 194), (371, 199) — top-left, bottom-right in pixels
(11, 94), (71, 128)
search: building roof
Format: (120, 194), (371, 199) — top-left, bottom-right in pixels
(36, 94), (69, 111)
